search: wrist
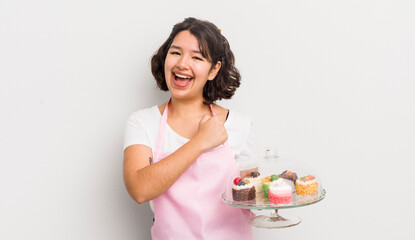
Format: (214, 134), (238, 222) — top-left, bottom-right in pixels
(190, 134), (209, 153)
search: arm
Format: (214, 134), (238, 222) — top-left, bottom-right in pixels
(123, 115), (227, 204)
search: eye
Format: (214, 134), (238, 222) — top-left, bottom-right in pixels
(193, 56), (203, 61)
(169, 51), (181, 55)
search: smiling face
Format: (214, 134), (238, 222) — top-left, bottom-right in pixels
(164, 30), (221, 102)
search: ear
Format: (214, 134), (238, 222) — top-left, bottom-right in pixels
(207, 61), (222, 81)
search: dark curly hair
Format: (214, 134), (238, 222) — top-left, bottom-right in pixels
(151, 17), (241, 105)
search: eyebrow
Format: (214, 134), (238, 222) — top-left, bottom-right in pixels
(170, 45), (202, 54)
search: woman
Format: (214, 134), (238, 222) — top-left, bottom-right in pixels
(123, 17), (257, 239)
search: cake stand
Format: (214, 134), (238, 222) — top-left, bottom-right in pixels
(222, 188), (326, 228)
(223, 150), (326, 228)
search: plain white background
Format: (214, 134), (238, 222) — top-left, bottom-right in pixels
(1, 0), (414, 239)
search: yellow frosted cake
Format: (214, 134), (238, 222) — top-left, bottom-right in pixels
(295, 175), (318, 195)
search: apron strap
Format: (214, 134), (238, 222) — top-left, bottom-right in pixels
(209, 104), (216, 117)
(153, 99), (170, 162)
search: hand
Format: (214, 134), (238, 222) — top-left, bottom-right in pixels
(193, 114), (228, 151)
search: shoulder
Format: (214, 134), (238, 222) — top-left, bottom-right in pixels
(126, 105), (161, 131)
(128, 105), (160, 121)
(210, 104), (228, 122)
(124, 105), (161, 150)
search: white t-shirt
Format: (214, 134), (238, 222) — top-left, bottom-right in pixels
(123, 105), (258, 170)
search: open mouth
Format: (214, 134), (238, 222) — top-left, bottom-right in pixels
(173, 73), (193, 88)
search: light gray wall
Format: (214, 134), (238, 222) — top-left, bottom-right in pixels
(1, 0), (414, 239)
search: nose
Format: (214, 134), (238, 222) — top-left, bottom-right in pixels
(176, 55), (190, 70)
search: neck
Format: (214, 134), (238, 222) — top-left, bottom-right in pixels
(169, 97), (210, 117)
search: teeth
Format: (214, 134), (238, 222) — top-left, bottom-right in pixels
(175, 73), (192, 79)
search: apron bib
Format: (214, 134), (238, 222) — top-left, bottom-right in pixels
(151, 101), (253, 240)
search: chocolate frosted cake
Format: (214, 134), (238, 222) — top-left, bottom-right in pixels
(232, 178), (256, 201)
(278, 170), (298, 184)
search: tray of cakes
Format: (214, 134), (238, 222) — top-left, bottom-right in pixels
(222, 150), (326, 228)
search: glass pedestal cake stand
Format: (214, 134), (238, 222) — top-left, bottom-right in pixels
(222, 189), (326, 228)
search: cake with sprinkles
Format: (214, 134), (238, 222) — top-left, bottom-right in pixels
(232, 178), (256, 201)
(295, 175), (318, 195)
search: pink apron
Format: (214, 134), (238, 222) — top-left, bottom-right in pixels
(151, 101), (254, 240)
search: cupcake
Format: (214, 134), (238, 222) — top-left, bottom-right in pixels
(278, 170), (298, 192)
(245, 171), (262, 194)
(261, 176), (271, 198)
(261, 174), (279, 198)
(295, 175), (318, 195)
(268, 178), (293, 204)
(232, 178), (256, 201)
